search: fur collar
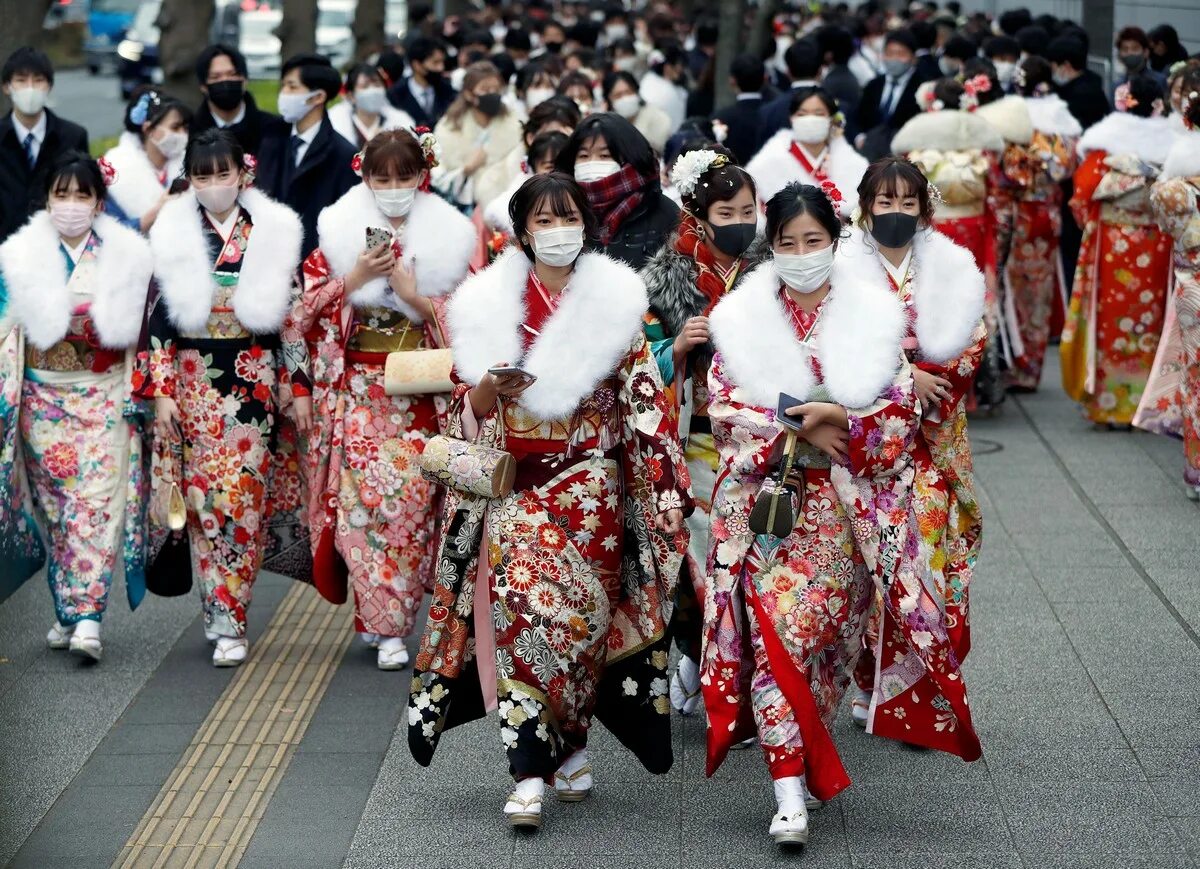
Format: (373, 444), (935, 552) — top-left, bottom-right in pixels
(103, 131), (181, 220)
(1077, 112), (1172, 165)
(709, 259), (905, 410)
(150, 187), (302, 334)
(1025, 95), (1082, 137)
(891, 109), (1006, 153)
(316, 183), (476, 322)
(448, 249), (648, 421)
(835, 225), (984, 364)
(974, 96), (1033, 145)
(745, 129), (867, 220)
(0, 212), (152, 350)
(327, 100), (417, 146)
(1161, 130), (1200, 180)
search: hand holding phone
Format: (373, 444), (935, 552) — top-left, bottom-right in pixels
(777, 393), (805, 431)
(487, 365), (537, 383)
(365, 226), (393, 251)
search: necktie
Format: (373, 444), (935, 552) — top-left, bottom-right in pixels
(291, 134), (304, 167)
(22, 132), (36, 168)
(423, 88), (434, 116)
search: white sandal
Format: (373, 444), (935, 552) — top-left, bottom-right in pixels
(47, 622), (73, 650)
(669, 655), (702, 716)
(851, 687), (871, 729)
(68, 620), (102, 662)
(552, 750), (594, 802)
(213, 637), (249, 667)
(770, 777), (810, 845)
(377, 637), (409, 670)
(504, 778), (545, 829)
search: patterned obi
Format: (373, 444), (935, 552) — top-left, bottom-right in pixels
(182, 276), (252, 340)
(1099, 203), (1157, 226)
(348, 305), (426, 355)
(25, 307), (122, 374)
(502, 378), (621, 459)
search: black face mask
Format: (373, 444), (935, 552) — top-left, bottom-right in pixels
(708, 220), (757, 258)
(476, 92), (504, 117)
(206, 80), (245, 112)
(543, 40), (563, 54)
(869, 211), (919, 248)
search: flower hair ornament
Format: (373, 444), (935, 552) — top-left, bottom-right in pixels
(409, 126), (441, 170)
(129, 89), (162, 126)
(927, 181), (944, 207)
(242, 153), (257, 188)
(959, 74), (991, 112)
(819, 179), (843, 208)
(350, 149), (365, 176)
(96, 156), (118, 187)
(670, 148), (730, 200)
(917, 81), (944, 112)
(1114, 83), (1138, 113)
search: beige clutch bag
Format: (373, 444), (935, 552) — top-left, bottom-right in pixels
(419, 434), (516, 499)
(384, 348), (454, 396)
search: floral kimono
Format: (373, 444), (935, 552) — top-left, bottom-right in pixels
(1061, 112), (1174, 424)
(894, 108), (1006, 407)
(703, 261), (981, 802)
(994, 95), (1081, 390)
(1137, 131), (1200, 489)
(295, 184), (476, 636)
(836, 227), (986, 668)
(407, 250), (693, 781)
(0, 212), (153, 623)
(140, 188), (306, 638)
(102, 131), (181, 227)
(745, 130), (868, 220)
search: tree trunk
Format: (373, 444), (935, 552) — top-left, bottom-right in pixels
(748, 0), (784, 60)
(713, 0), (747, 112)
(156, 0), (215, 102)
(353, 0), (386, 62)
(277, 0), (318, 63)
(0, 0), (56, 90)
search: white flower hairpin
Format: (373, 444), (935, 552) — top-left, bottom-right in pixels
(670, 149), (729, 199)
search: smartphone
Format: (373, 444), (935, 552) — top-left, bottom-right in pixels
(488, 365), (537, 383)
(777, 393), (805, 431)
(366, 226), (392, 251)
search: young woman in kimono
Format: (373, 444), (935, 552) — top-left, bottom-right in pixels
(703, 181), (981, 847)
(103, 86), (192, 232)
(892, 76), (1006, 409)
(294, 128), (476, 669)
(835, 158), (986, 728)
(1061, 74), (1174, 427)
(639, 146), (759, 717)
(745, 86), (868, 220)
(1139, 84), (1200, 499)
(406, 173), (692, 829)
(143, 129), (306, 667)
(0, 153), (154, 661)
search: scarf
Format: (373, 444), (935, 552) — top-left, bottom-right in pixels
(579, 162), (658, 244)
(673, 211), (744, 315)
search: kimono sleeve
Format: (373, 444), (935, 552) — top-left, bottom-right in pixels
(706, 352), (782, 479)
(278, 274), (312, 402)
(1070, 150), (1107, 227)
(917, 320), (987, 421)
(138, 285), (178, 399)
(641, 312), (676, 388)
(296, 247), (346, 336)
(986, 152), (1015, 268)
(844, 356), (920, 479)
(1149, 178), (1197, 240)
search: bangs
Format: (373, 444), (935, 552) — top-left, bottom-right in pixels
(186, 143), (240, 177)
(362, 134), (426, 178)
(873, 163), (924, 200)
(50, 165), (103, 201)
(531, 187), (581, 220)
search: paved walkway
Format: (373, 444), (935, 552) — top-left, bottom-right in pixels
(2, 355), (1198, 869)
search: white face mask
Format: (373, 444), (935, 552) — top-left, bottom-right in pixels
(612, 94), (641, 119)
(574, 160), (621, 183)
(49, 202), (95, 238)
(613, 56), (637, 73)
(353, 86), (387, 114)
(373, 184), (417, 217)
(195, 182), (241, 214)
(525, 87), (556, 111)
(994, 60), (1016, 87)
(791, 115), (831, 144)
(10, 85), (49, 116)
(277, 90), (319, 124)
(153, 129), (188, 159)
(530, 225), (584, 267)
(774, 244), (835, 293)
(605, 24), (629, 41)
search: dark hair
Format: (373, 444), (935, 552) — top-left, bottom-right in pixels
(1185, 74), (1200, 129)
(462, 29), (495, 50)
(123, 85), (193, 137)
(527, 130), (569, 169)
(1045, 37), (1086, 71)
(557, 70), (596, 102)
(685, 151), (756, 222)
(1149, 24), (1183, 53)
(555, 113), (657, 177)
(281, 53), (341, 103)
(943, 35), (977, 62)
(407, 36), (446, 65)
(1116, 26), (1150, 50)
(856, 157), (935, 228)
(1057, 24), (1090, 53)
(601, 70), (639, 101)
(1016, 25), (1050, 58)
(361, 129), (427, 177)
(765, 182), (840, 247)
(523, 96), (581, 139)
(45, 151), (106, 204)
(1016, 56), (1054, 96)
(910, 21), (937, 51)
(816, 26), (855, 66)
(962, 59), (1002, 104)
(884, 29), (918, 55)
(983, 35), (1020, 60)
(788, 85), (838, 117)
(345, 62), (385, 93)
(2, 46), (54, 86)
(377, 49), (406, 86)
(516, 57), (563, 94)
(607, 37), (637, 59)
(784, 38), (822, 80)
(931, 78), (967, 110)
(730, 53), (765, 93)
(508, 172), (599, 260)
(696, 19), (720, 48)
(194, 44), (247, 83)
(1123, 73), (1164, 118)
(650, 40), (687, 75)
(998, 8), (1033, 37)
(184, 128), (245, 178)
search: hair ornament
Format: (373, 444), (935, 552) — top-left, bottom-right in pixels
(96, 156), (118, 187)
(409, 126), (441, 169)
(350, 150), (365, 176)
(927, 181), (944, 206)
(242, 153), (257, 187)
(1114, 82), (1138, 113)
(819, 179), (843, 207)
(917, 80), (944, 112)
(671, 148), (729, 199)
(129, 89), (162, 126)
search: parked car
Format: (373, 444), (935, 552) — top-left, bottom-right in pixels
(317, 0), (355, 70)
(86, 0), (141, 75)
(116, 0), (162, 99)
(240, 8), (283, 80)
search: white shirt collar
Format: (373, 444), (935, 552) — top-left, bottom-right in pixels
(213, 102), (247, 127)
(292, 120), (321, 146)
(790, 79), (820, 89)
(13, 111), (47, 144)
(736, 92), (762, 101)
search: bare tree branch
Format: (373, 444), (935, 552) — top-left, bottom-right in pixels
(713, 0), (747, 112)
(156, 0), (215, 102)
(277, 0), (318, 62)
(0, 0), (57, 80)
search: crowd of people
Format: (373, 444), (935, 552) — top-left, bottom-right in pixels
(0, 0), (1197, 849)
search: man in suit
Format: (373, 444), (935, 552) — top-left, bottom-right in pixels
(759, 38), (823, 137)
(0, 47), (89, 243)
(710, 53), (767, 165)
(816, 25), (863, 142)
(386, 37), (455, 128)
(191, 44), (282, 157)
(256, 54), (359, 258)
(1047, 37), (1109, 131)
(855, 29), (927, 161)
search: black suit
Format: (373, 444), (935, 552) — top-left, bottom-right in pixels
(387, 74), (456, 129)
(914, 53), (941, 84)
(758, 81), (820, 139)
(856, 71), (925, 160)
(1056, 71), (1110, 132)
(0, 109), (89, 243)
(711, 95), (766, 165)
(256, 115), (360, 258)
(191, 91), (281, 158)
(820, 64), (863, 141)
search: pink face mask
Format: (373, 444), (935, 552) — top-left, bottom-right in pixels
(195, 182), (240, 214)
(49, 201), (95, 238)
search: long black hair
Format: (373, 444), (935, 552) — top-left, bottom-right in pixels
(554, 113), (658, 179)
(123, 84), (193, 139)
(765, 182), (840, 247)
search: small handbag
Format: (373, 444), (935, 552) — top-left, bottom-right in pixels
(383, 313), (455, 396)
(150, 438), (187, 531)
(748, 430), (801, 539)
(147, 437), (192, 597)
(419, 433), (517, 499)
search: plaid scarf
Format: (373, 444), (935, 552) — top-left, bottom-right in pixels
(673, 212), (743, 315)
(579, 162), (658, 244)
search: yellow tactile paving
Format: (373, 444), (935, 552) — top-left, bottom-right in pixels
(113, 583), (353, 869)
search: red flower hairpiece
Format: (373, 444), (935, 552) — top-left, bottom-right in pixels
(820, 180), (843, 206)
(350, 150), (365, 176)
(97, 156), (118, 187)
(242, 153), (257, 188)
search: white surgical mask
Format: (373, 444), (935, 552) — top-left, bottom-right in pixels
(278, 90), (319, 124)
(574, 160), (621, 183)
(612, 94), (641, 119)
(373, 185), (417, 217)
(525, 87), (556, 110)
(10, 85), (49, 116)
(195, 182), (241, 214)
(153, 130), (188, 159)
(774, 244), (835, 293)
(939, 57), (962, 77)
(613, 56), (637, 73)
(605, 24), (629, 41)
(791, 115), (831, 144)
(994, 60), (1016, 87)
(531, 225), (584, 266)
(49, 202), (95, 238)
(353, 86), (387, 114)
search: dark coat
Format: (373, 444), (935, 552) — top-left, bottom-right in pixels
(256, 115), (360, 258)
(1057, 71), (1111, 131)
(591, 191), (679, 272)
(387, 74), (457, 129)
(820, 64), (863, 141)
(191, 91), (281, 157)
(0, 110), (89, 243)
(856, 71), (927, 160)
(759, 84), (812, 138)
(711, 95), (766, 165)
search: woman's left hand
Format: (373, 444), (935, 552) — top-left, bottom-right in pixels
(292, 395), (313, 433)
(388, 258), (419, 304)
(786, 401), (849, 433)
(655, 508), (683, 535)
